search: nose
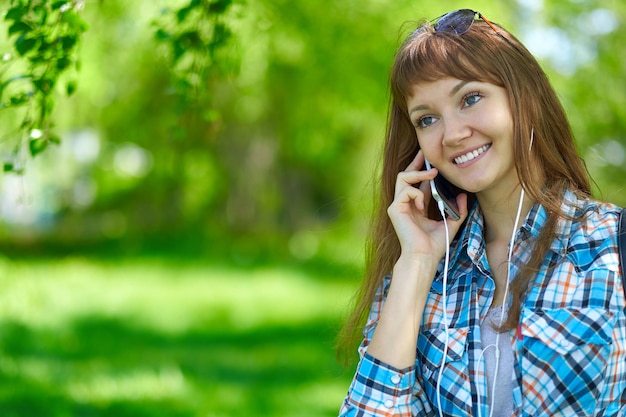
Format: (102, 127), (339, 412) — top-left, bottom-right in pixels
(441, 115), (471, 146)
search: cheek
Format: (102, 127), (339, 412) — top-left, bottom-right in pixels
(489, 105), (514, 134)
(416, 130), (441, 151)
(478, 110), (513, 146)
(416, 134), (440, 162)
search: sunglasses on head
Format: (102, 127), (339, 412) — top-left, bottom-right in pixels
(432, 9), (500, 35)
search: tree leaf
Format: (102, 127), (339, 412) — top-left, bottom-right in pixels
(49, 134), (62, 145)
(33, 3), (49, 25)
(155, 28), (171, 42)
(9, 93), (31, 106)
(61, 35), (78, 51)
(176, 6), (193, 23)
(14, 35), (38, 56)
(66, 80), (77, 96)
(52, 1), (69, 10)
(178, 31), (202, 49)
(60, 12), (89, 32)
(5, 7), (26, 22)
(212, 23), (231, 46)
(209, 0), (232, 15)
(56, 56), (71, 71)
(33, 76), (55, 93)
(173, 41), (186, 62)
(29, 137), (48, 156)
(8, 20), (32, 36)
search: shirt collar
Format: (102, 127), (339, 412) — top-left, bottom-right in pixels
(437, 200), (485, 285)
(458, 200), (484, 264)
(450, 189), (582, 274)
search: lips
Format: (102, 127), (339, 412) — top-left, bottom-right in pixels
(453, 144), (491, 165)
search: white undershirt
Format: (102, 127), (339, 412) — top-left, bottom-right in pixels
(480, 305), (514, 417)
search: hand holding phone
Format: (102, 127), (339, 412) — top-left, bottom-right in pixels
(424, 159), (461, 221)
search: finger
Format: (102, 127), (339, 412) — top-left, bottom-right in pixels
(456, 193), (470, 219)
(416, 168), (438, 209)
(447, 193), (470, 227)
(396, 170), (424, 186)
(395, 169), (436, 198)
(392, 183), (426, 210)
(396, 150), (436, 202)
(419, 171), (434, 197)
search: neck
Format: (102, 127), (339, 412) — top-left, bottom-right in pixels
(477, 184), (535, 244)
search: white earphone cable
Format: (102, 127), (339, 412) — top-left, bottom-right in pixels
(486, 185), (525, 416)
(483, 128), (534, 417)
(436, 200), (450, 417)
(435, 128), (533, 417)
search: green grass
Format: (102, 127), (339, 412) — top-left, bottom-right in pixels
(0, 256), (357, 416)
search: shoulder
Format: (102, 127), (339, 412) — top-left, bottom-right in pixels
(566, 192), (621, 241)
(560, 191), (622, 272)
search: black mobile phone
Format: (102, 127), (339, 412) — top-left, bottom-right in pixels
(424, 159), (461, 221)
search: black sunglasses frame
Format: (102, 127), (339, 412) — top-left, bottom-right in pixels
(433, 9), (500, 36)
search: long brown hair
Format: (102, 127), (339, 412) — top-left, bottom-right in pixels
(338, 19), (591, 361)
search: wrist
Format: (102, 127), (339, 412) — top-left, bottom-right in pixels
(395, 252), (437, 274)
(391, 253), (439, 292)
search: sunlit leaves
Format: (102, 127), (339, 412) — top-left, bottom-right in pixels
(28, 137), (48, 156)
(66, 80), (77, 96)
(1, 0), (88, 169)
(152, 0), (237, 135)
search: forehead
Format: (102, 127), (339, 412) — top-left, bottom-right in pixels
(409, 78), (465, 94)
(406, 78), (468, 105)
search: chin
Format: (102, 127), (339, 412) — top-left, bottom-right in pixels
(456, 182), (482, 194)
(456, 175), (499, 195)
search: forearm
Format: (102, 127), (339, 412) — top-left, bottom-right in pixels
(339, 262), (439, 416)
(366, 254), (438, 369)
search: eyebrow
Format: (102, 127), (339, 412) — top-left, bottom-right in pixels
(408, 80), (471, 115)
(450, 80), (470, 97)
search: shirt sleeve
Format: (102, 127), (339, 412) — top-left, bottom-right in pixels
(339, 276), (434, 416)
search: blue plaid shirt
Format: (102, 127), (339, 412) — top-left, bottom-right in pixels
(340, 190), (626, 416)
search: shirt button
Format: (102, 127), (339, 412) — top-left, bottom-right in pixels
(384, 399), (394, 409)
(391, 374), (401, 385)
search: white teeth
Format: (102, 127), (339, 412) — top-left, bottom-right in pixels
(454, 145), (490, 164)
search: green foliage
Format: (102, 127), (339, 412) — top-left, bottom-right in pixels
(153, 0), (235, 119)
(1, 0), (87, 168)
(520, 0), (626, 204)
(0, 0), (624, 263)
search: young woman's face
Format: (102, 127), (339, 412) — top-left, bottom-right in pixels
(406, 78), (518, 198)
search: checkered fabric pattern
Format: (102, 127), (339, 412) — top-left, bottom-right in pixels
(339, 190), (626, 416)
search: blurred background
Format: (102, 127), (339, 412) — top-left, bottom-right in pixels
(0, 0), (624, 415)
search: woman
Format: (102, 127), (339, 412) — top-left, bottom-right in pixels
(338, 9), (625, 417)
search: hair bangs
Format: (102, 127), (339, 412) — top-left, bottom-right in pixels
(390, 28), (502, 110)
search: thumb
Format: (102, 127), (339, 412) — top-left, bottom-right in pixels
(447, 193), (469, 233)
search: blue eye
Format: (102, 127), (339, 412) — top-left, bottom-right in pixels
(416, 115), (438, 129)
(463, 92), (482, 107)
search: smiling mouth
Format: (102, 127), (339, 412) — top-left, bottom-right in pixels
(454, 144), (491, 165)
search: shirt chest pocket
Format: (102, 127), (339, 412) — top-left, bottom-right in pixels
(417, 326), (472, 413)
(519, 307), (615, 416)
